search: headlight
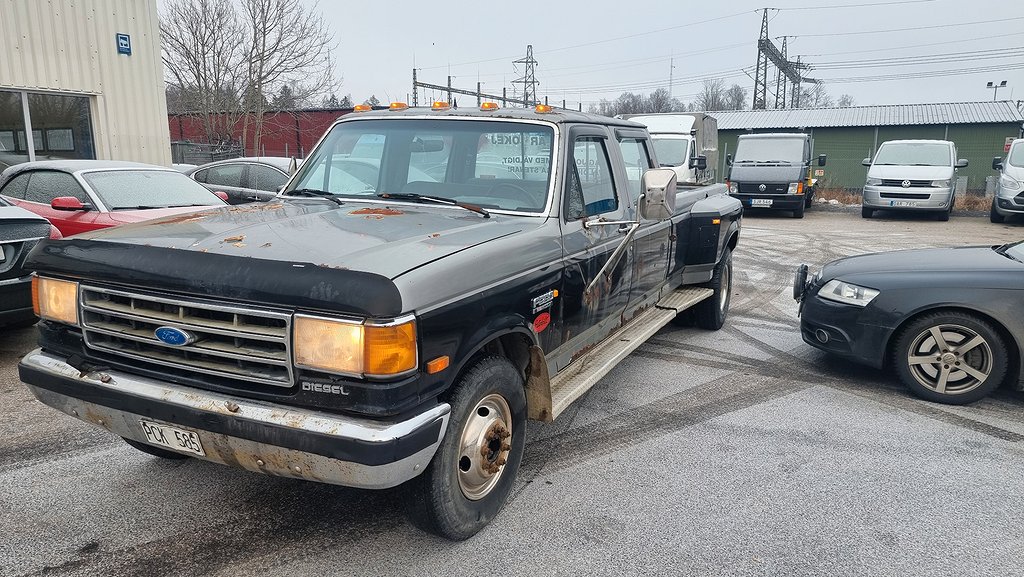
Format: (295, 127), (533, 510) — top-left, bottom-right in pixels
(932, 179), (950, 188)
(787, 182), (803, 194)
(865, 177), (882, 186)
(293, 314), (417, 377)
(1000, 174), (1022, 192)
(818, 279), (879, 307)
(31, 276), (79, 325)
(727, 181), (738, 194)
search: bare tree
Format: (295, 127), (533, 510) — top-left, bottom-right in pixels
(723, 84), (748, 110)
(645, 88), (675, 113)
(160, 0), (244, 144)
(239, 0), (336, 153)
(798, 84), (833, 108)
(695, 78), (727, 111)
(837, 94), (856, 107)
(614, 92), (646, 115)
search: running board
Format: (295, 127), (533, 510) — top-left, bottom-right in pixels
(545, 287), (713, 420)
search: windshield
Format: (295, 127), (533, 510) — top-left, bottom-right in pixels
(288, 119), (555, 213)
(83, 170), (223, 210)
(1001, 241), (1024, 261)
(652, 138), (688, 167)
(1008, 142), (1024, 167)
(873, 142), (951, 166)
(734, 138), (804, 164)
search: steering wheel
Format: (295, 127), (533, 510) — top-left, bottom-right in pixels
(487, 183), (537, 209)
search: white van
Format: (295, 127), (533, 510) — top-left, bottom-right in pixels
(861, 139), (967, 221)
(991, 138), (1024, 223)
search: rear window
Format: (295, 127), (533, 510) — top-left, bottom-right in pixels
(82, 170), (224, 210)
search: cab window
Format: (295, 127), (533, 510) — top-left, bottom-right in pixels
(617, 138), (653, 197)
(566, 137), (618, 220)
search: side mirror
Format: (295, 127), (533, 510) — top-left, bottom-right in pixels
(725, 154), (733, 166)
(861, 157), (871, 167)
(993, 156), (1004, 171)
(639, 168), (677, 221)
(817, 154), (827, 167)
(288, 157), (298, 175)
(50, 197), (89, 211)
(690, 155), (708, 171)
(213, 191), (229, 202)
(955, 158), (968, 169)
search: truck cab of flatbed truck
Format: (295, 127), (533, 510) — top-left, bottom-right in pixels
(19, 104), (741, 540)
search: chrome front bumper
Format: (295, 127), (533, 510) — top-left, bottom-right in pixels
(19, 349), (450, 489)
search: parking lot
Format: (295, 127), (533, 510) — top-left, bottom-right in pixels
(1, 208), (1022, 577)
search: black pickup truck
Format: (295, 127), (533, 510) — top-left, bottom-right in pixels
(19, 106), (741, 539)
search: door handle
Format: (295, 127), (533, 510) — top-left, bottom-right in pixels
(618, 225), (631, 234)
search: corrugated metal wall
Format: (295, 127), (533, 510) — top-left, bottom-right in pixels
(0, 0), (170, 165)
(720, 123), (1022, 192)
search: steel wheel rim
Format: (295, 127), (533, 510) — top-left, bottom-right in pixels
(906, 323), (992, 395)
(456, 393), (513, 501)
(719, 261), (731, 312)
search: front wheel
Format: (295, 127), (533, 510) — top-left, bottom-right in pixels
(861, 207), (873, 218)
(693, 249), (732, 330)
(407, 356), (526, 540)
(892, 312), (1009, 404)
(792, 204), (805, 219)
(991, 200), (1005, 223)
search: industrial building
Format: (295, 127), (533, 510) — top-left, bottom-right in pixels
(0, 0), (169, 170)
(712, 101), (1024, 193)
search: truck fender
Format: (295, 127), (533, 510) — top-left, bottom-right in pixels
(448, 315), (539, 392)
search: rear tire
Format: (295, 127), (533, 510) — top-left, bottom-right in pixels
(123, 438), (191, 460)
(990, 201), (1005, 223)
(861, 207), (873, 218)
(891, 312), (1008, 405)
(693, 249), (732, 331)
(407, 356), (526, 540)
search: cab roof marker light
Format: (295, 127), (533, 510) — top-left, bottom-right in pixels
(480, 102), (499, 111)
(431, 101), (451, 111)
(389, 102), (409, 111)
(535, 104), (553, 113)
(353, 104), (372, 112)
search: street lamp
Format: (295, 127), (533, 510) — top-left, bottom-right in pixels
(987, 80), (1008, 101)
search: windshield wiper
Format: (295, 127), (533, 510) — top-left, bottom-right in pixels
(115, 205), (165, 210)
(285, 188), (344, 206)
(377, 193), (490, 218)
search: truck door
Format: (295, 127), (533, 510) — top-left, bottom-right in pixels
(554, 126), (634, 372)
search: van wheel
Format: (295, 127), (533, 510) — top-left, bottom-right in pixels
(694, 249), (732, 331)
(990, 201), (1005, 223)
(122, 438), (191, 460)
(935, 209), (950, 222)
(861, 207), (873, 218)
(407, 356), (526, 540)
(793, 204), (805, 218)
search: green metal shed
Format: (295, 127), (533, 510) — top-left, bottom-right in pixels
(710, 101), (1024, 193)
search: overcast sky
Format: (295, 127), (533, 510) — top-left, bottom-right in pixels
(319, 0), (1022, 109)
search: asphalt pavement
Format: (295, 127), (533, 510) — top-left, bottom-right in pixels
(1, 207), (1023, 577)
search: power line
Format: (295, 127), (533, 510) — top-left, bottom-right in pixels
(776, 0), (938, 10)
(800, 31), (1024, 57)
(813, 47), (1024, 70)
(790, 16), (1024, 38)
(822, 62), (1024, 83)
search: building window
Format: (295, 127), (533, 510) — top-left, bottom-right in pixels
(0, 89), (95, 167)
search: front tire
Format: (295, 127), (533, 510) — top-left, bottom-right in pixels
(991, 200), (1005, 223)
(407, 356), (526, 540)
(892, 312), (1009, 404)
(693, 249), (732, 331)
(793, 204), (805, 219)
(861, 207), (873, 218)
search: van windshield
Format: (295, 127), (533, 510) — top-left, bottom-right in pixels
(734, 138), (804, 164)
(874, 142), (951, 167)
(1007, 143), (1024, 167)
(652, 138), (688, 166)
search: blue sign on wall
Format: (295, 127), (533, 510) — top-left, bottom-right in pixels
(116, 33), (131, 56)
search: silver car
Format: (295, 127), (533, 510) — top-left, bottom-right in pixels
(187, 157), (296, 204)
(991, 138), (1024, 223)
(861, 139), (967, 221)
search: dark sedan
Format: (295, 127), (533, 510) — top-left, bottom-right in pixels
(794, 242), (1024, 404)
(0, 195), (60, 328)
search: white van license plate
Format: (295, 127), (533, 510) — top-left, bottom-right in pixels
(890, 200), (918, 207)
(140, 420), (205, 456)
(751, 198), (773, 207)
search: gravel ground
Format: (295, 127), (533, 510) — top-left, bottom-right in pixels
(1, 209), (1022, 577)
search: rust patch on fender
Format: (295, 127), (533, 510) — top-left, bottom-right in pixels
(223, 234), (245, 243)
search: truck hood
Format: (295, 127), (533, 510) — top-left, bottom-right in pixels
(867, 165), (952, 180)
(26, 199), (534, 317)
(728, 164), (804, 184)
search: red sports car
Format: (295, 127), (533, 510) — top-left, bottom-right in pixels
(0, 160), (227, 237)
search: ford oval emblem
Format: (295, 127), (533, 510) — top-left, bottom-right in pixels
(154, 326), (196, 346)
